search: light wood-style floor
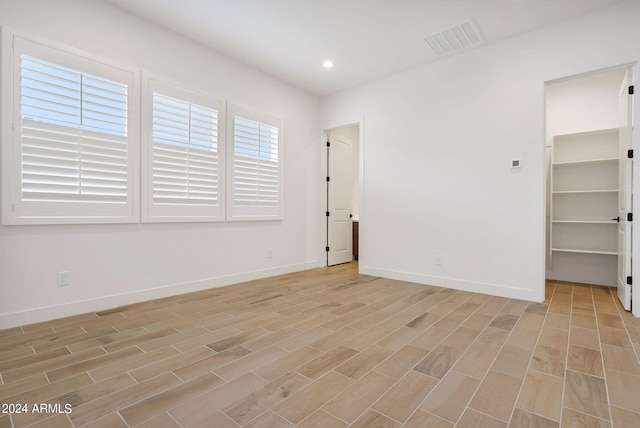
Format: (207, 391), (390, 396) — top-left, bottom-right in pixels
(1, 263), (640, 427)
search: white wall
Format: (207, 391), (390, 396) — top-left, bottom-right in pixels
(546, 69), (627, 139)
(321, 0), (640, 303)
(0, 0), (322, 328)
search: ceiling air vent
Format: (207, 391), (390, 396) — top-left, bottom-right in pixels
(424, 19), (483, 56)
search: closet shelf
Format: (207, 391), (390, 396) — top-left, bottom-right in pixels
(552, 157), (617, 166)
(552, 189), (617, 194)
(549, 127), (619, 285)
(551, 220), (618, 224)
(551, 248), (617, 256)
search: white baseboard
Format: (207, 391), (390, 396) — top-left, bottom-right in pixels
(545, 272), (615, 287)
(0, 261), (320, 330)
(360, 266), (543, 303)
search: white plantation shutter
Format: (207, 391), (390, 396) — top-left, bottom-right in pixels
(20, 57), (128, 204)
(3, 37), (138, 224)
(228, 103), (282, 221)
(142, 78), (224, 222)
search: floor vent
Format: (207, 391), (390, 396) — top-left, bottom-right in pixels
(424, 19), (483, 56)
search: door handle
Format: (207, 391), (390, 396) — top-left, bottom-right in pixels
(612, 216), (620, 222)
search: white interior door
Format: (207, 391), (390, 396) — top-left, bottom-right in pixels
(327, 134), (353, 266)
(618, 69), (633, 310)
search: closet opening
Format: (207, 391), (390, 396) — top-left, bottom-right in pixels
(545, 66), (634, 311)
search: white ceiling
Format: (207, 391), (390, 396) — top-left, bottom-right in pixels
(104, 0), (627, 97)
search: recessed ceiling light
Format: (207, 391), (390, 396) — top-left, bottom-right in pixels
(323, 60), (334, 69)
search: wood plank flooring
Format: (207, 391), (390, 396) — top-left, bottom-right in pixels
(1, 263), (640, 427)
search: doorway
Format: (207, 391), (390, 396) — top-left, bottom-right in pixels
(544, 66), (633, 311)
(325, 124), (360, 266)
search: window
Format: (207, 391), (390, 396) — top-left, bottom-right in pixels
(2, 34), (139, 224)
(1, 31), (286, 225)
(227, 103), (282, 221)
(142, 77), (225, 222)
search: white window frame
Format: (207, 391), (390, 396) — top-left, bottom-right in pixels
(141, 75), (225, 222)
(227, 102), (283, 221)
(1, 29), (140, 225)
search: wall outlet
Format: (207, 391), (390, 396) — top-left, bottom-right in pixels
(267, 249), (273, 259)
(57, 271), (70, 287)
(435, 255), (443, 266)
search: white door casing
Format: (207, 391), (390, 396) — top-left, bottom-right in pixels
(327, 134), (353, 266)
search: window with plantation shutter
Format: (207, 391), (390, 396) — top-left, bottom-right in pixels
(142, 78), (224, 222)
(227, 103), (282, 221)
(2, 35), (139, 224)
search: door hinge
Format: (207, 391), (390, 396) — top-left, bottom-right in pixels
(326, 141), (330, 147)
(325, 246), (330, 252)
(627, 276), (632, 285)
(630, 85), (635, 95)
(629, 149), (634, 159)
(326, 211), (330, 217)
(326, 177), (330, 182)
(628, 213), (633, 222)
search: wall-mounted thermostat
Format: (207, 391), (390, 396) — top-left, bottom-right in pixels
(511, 159), (521, 168)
